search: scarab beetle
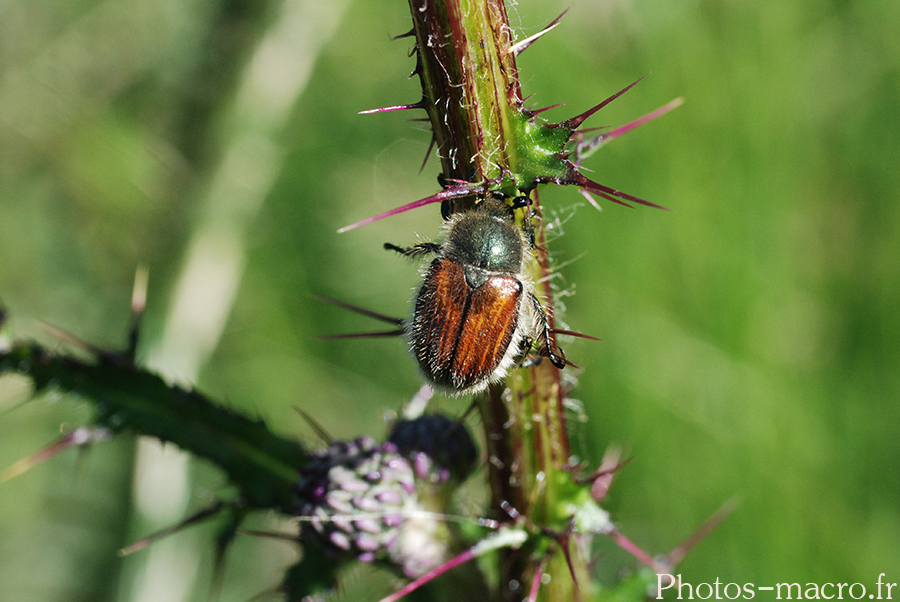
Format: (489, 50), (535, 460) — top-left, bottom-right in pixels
(385, 198), (565, 396)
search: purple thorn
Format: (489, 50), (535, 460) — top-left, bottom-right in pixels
(572, 100), (681, 163)
(554, 75), (648, 130)
(569, 171), (670, 211)
(391, 28), (416, 41)
(577, 448), (631, 497)
(557, 534), (581, 591)
(562, 357), (581, 370)
(359, 100), (426, 115)
(120, 501), (226, 556)
(596, 97), (684, 144)
(565, 174), (633, 209)
(573, 125), (611, 135)
(509, 8), (570, 56)
(1, 427), (111, 482)
(338, 184), (481, 232)
(379, 527), (528, 602)
(419, 134), (437, 173)
(527, 102), (567, 117)
(552, 329), (601, 341)
(527, 555), (550, 602)
(666, 497), (739, 568)
(378, 547), (479, 602)
(608, 528), (668, 572)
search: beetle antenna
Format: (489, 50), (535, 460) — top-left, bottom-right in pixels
(384, 242), (441, 258)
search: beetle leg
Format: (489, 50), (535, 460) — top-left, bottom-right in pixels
(512, 195), (537, 247)
(512, 335), (534, 366)
(384, 242), (441, 258)
(528, 293), (566, 369)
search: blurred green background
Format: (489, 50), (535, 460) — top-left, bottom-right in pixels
(1, 0), (898, 600)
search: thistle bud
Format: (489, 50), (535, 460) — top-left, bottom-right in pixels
(293, 436), (450, 577)
(388, 414), (478, 485)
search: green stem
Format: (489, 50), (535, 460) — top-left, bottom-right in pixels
(0, 343), (307, 511)
(407, 1), (588, 599)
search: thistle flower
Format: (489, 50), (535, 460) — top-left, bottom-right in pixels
(292, 436), (452, 577)
(388, 414), (478, 485)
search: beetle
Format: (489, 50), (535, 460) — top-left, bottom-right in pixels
(385, 198), (565, 396)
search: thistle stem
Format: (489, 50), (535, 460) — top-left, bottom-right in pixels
(407, 1), (587, 599)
